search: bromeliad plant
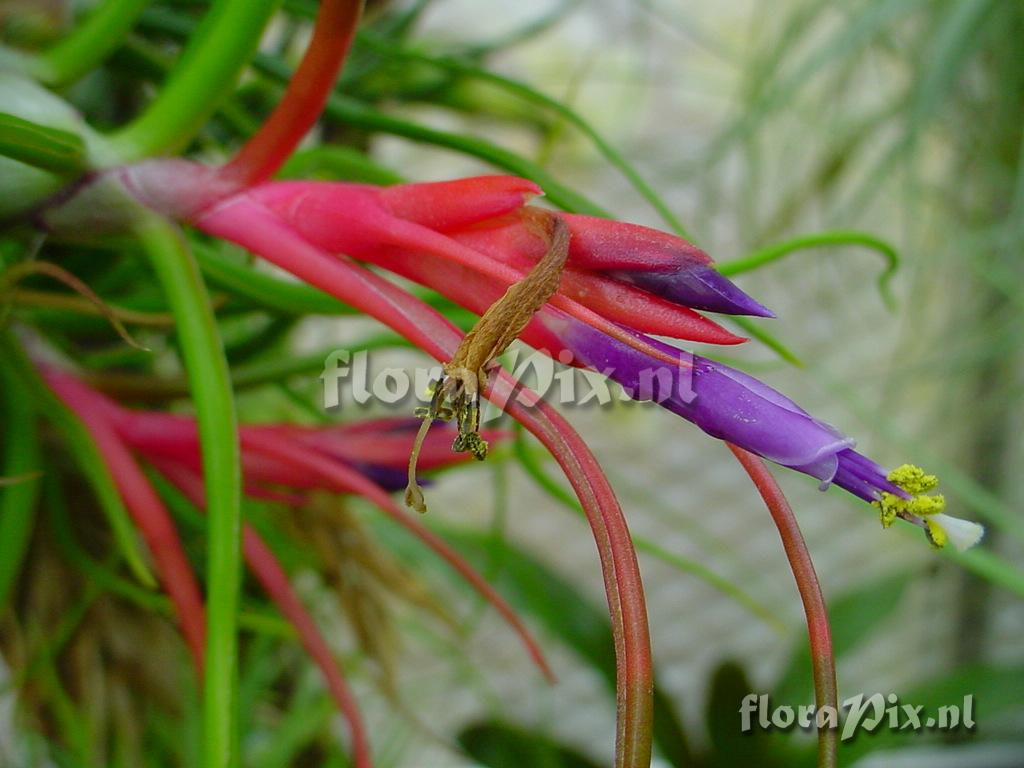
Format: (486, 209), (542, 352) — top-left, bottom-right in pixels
(0, 2), (988, 767)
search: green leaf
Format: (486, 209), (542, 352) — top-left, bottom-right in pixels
(32, 0), (151, 87)
(718, 231), (900, 310)
(250, 688), (336, 768)
(0, 360), (41, 615)
(909, 0), (1000, 141)
(110, 0), (281, 160)
(458, 721), (603, 768)
(281, 144), (405, 185)
(941, 545), (1024, 600)
(0, 333), (155, 588)
(194, 239), (466, 321)
(193, 242), (359, 316)
(0, 112), (86, 174)
(319, 93), (610, 216)
(728, 317), (804, 367)
(136, 216), (243, 768)
(355, 31), (691, 237)
(705, 661), (798, 768)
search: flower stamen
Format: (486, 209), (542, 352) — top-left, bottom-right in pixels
(873, 464), (983, 550)
(405, 210), (570, 512)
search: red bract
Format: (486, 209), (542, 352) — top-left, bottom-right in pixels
(230, 176), (753, 346)
(110, 164), (754, 353)
(43, 368), (208, 672)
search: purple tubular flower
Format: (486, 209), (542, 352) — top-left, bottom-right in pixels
(544, 312), (907, 502)
(608, 265), (776, 318)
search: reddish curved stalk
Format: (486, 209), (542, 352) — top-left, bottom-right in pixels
(727, 444), (838, 768)
(43, 370), (207, 672)
(500, 385), (652, 766)
(222, 0), (364, 186)
(194, 208), (653, 767)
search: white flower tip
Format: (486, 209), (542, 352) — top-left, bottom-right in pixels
(930, 513), (985, 551)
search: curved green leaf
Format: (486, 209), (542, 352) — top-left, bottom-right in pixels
(718, 231), (900, 309)
(137, 216), (243, 768)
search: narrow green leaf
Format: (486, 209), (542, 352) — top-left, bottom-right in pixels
(718, 231), (900, 310)
(728, 317), (804, 367)
(458, 720), (603, 768)
(193, 242), (359, 316)
(245, 41), (613, 216)
(136, 216), (243, 768)
(0, 112), (86, 174)
(110, 0), (281, 160)
(356, 31), (690, 237)
(193, 239), (460, 319)
(910, 0), (1000, 138)
(942, 546), (1024, 599)
(0, 361), (41, 614)
(281, 144), (405, 185)
(0, 333), (155, 587)
(251, 688), (335, 768)
(706, 661), (795, 768)
(318, 93), (611, 216)
(33, 0), (151, 86)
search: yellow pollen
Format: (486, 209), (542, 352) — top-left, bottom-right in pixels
(871, 464), (947, 543)
(886, 464), (939, 495)
(924, 519), (948, 549)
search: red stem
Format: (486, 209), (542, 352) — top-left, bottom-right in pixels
(222, 0), (364, 186)
(501, 384), (652, 767)
(727, 444), (838, 768)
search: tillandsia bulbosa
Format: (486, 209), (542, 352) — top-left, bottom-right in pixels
(0, 1), (992, 767)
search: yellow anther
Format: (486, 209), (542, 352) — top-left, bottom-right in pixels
(873, 464), (945, 534)
(924, 518), (948, 549)
(887, 464), (939, 495)
(907, 494), (945, 517)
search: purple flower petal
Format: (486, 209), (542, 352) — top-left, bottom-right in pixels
(609, 265), (775, 317)
(551, 313), (901, 503)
